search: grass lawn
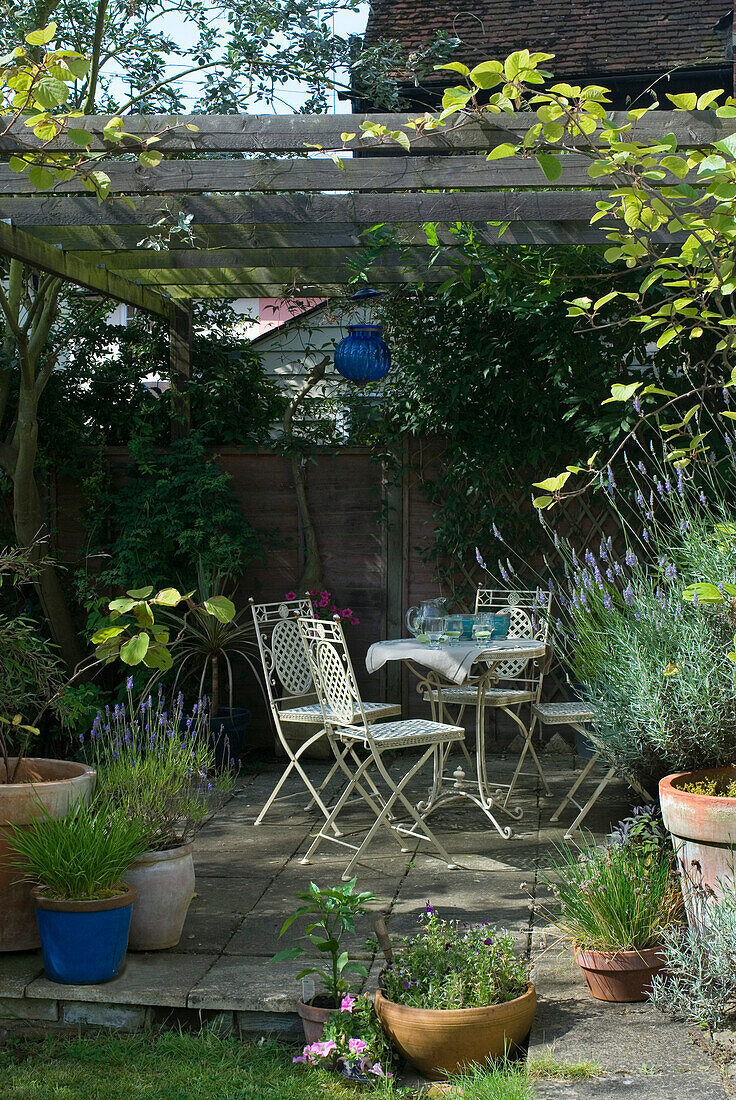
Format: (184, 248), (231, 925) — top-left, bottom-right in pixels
(0, 1031), (598, 1099)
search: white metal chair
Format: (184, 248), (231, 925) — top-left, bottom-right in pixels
(423, 589), (553, 808)
(250, 598), (400, 827)
(297, 615), (465, 880)
(539, 701), (654, 837)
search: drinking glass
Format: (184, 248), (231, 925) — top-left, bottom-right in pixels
(425, 616), (446, 649)
(472, 614), (494, 648)
(444, 616), (463, 645)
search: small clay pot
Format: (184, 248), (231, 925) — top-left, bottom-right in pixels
(574, 945), (666, 1003)
(297, 998), (337, 1043)
(374, 984), (536, 1081)
(125, 843), (195, 951)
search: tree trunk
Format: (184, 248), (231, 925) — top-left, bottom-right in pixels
(283, 358), (328, 594)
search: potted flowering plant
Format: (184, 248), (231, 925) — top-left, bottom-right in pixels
(293, 994), (393, 1083)
(272, 879), (375, 1041)
(540, 807), (683, 1003)
(374, 905), (535, 1081)
(84, 684), (232, 951)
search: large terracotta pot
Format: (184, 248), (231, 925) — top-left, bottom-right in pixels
(374, 984), (536, 1081)
(297, 998), (336, 1043)
(660, 766), (736, 928)
(0, 758), (96, 952)
(124, 843), (195, 951)
(574, 946), (666, 1003)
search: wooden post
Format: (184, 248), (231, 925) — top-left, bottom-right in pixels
(383, 435), (409, 706)
(169, 302), (192, 440)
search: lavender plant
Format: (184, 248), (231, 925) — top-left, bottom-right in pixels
(477, 414), (736, 782)
(381, 906), (529, 1010)
(84, 683), (232, 852)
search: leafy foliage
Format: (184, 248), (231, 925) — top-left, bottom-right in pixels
(381, 906), (529, 1010)
(272, 879), (375, 1005)
(83, 434), (261, 595)
(6, 799), (150, 901)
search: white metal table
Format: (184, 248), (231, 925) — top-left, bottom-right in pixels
(366, 636), (547, 838)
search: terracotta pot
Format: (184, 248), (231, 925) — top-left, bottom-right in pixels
(125, 843), (195, 951)
(660, 766), (736, 928)
(374, 984), (536, 1081)
(297, 998), (336, 1043)
(0, 758), (96, 952)
(574, 946), (666, 1003)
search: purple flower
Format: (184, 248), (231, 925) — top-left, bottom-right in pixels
(126, 676), (134, 691)
(603, 592), (613, 610)
(623, 584), (634, 606)
(475, 547), (488, 571)
(425, 901), (435, 916)
(625, 548), (637, 568)
(340, 995), (356, 1013)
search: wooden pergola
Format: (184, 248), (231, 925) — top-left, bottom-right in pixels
(0, 109), (733, 390)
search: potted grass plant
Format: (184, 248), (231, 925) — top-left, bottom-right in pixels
(271, 879), (375, 1042)
(84, 683), (233, 951)
(6, 800), (149, 984)
(540, 807), (683, 1003)
(374, 905), (535, 1081)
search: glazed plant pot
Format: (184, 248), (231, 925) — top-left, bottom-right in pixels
(660, 766), (736, 928)
(297, 998), (336, 1043)
(0, 759), (96, 952)
(32, 883), (136, 985)
(125, 843), (195, 951)
(574, 946), (666, 1003)
(374, 984), (536, 1081)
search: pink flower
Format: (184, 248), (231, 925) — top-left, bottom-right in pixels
(340, 995), (356, 1013)
(350, 616), (360, 626)
(285, 591), (296, 600)
(368, 1062), (390, 1077)
(292, 1054), (306, 1063)
(348, 1038), (367, 1056)
(342, 608), (353, 617)
(307, 1040), (336, 1060)
(319, 593), (331, 608)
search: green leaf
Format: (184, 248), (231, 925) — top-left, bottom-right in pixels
(8, 156), (29, 174)
(486, 143), (517, 161)
(109, 597), (135, 615)
(33, 77), (69, 108)
(25, 22), (57, 46)
(152, 587), (183, 607)
(536, 154), (562, 182)
(532, 495), (554, 509)
(532, 471), (571, 493)
(271, 947), (303, 963)
(90, 625), (125, 644)
(66, 128), (92, 147)
(683, 583), (724, 604)
(203, 595), (236, 623)
(713, 134), (736, 160)
(138, 149), (163, 167)
(697, 89), (723, 110)
(601, 381), (642, 404)
(434, 61), (470, 77)
(127, 586), (154, 599)
(142, 645), (173, 671)
(27, 166), (54, 190)
(659, 155), (689, 179)
(469, 61), (503, 89)
(133, 601), (155, 628)
(666, 92), (697, 110)
(119, 632), (150, 665)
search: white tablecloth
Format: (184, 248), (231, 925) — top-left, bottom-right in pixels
(365, 637), (544, 686)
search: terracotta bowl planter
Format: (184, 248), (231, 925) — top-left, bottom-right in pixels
(574, 946), (666, 1003)
(297, 998), (336, 1043)
(374, 984), (536, 1081)
(125, 843), (195, 951)
(0, 759), (96, 952)
(660, 766), (736, 928)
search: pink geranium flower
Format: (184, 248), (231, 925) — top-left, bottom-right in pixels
(340, 994), (356, 1013)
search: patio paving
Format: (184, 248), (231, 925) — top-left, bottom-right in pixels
(0, 752), (728, 1096)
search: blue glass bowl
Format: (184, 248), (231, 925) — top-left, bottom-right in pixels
(491, 614), (511, 639)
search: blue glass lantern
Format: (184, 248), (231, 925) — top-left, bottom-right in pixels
(333, 324), (391, 385)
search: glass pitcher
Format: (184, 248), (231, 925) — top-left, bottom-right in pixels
(406, 598), (450, 637)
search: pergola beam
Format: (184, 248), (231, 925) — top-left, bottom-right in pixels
(0, 110), (732, 154)
(0, 220), (172, 317)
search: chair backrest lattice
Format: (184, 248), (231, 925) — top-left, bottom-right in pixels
(475, 589), (551, 687)
(297, 616), (368, 731)
(250, 598), (315, 713)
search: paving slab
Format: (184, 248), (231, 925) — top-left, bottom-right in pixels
(0, 953), (43, 997)
(187, 955), (321, 1013)
(390, 869), (533, 939)
(25, 952), (217, 1008)
(535, 1071), (726, 1098)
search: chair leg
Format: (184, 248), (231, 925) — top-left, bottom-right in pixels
(255, 726), (336, 828)
(502, 708), (551, 808)
(550, 751), (600, 822)
(563, 766), (616, 838)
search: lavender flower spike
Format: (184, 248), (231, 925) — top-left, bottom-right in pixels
(475, 547), (488, 571)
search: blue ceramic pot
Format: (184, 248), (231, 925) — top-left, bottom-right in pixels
(33, 884), (136, 985)
(334, 324), (390, 385)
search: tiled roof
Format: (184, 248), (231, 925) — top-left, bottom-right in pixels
(364, 0), (731, 79)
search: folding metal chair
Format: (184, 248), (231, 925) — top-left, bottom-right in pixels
(250, 598), (400, 827)
(297, 616), (465, 880)
(423, 589), (553, 808)
(539, 701), (654, 837)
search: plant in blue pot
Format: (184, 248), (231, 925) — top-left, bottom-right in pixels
(7, 800), (149, 984)
(333, 324), (391, 386)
